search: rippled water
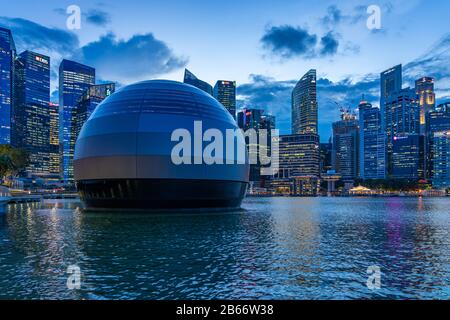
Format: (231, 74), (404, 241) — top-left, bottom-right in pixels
(0, 197), (449, 300)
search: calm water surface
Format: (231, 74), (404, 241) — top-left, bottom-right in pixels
(0, 197), (449, 300)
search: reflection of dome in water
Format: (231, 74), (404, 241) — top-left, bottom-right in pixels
(74, 80), (249, 210)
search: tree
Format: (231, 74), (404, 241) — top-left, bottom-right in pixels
(0, 155), (14, 179)
(0, 145), (30, 183)
(357, 178), (420, 192)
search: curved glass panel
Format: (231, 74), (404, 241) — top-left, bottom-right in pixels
(88, 81), (236, 124)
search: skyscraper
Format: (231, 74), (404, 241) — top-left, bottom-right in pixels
(59, 59), (95, 184)
(432, 130), (450, 189)
(385, 88), (420, 176)
(261, 114), (276, 131)
(358, 99), (386, 179)
(426, 103), (450, 180)
(183, 69), (213, 95)
(276, 134), (320, 177)
(237, 108), (275, 184)
(237, 108), (263, 131)
(332, 111), (359, 181)
(415, 77), (436, 134)
(214, 80), (236, 119)
(320, 139), (333, 174)
(415, 77), (436, 181)
(272, 134), (320, 195)
(12, 51), (51, 177)
(380, 64), (402, 132)
(49, 102), (60, 178)
(73, 83), (115, 144)
(292, 69), (318, 135)
(0, 27), (16, 144)
(260, 113), (276, 187)
(275, 68), (320, 194)
(392, 134), (424, 180)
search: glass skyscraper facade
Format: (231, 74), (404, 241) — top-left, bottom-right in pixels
(426, 103), (450, 181)
(237, 109), (275, 183)
(415, 77), (435, 134)
(358, 100), (386, 179)
(237, 108), (264, 131)
(238, 108), (263, 182)
(59, 59), (95, 184)
(392, 134), (424, 180)
(260, 113), (276, 186)
(385, 88), (420, 176)
(183, 69), (213, 96)
(49, 102), (60, 178)
(73, 83), (115, 144)
(275, 134), (320, 179)
(12, 51), (51, 177)
(332, 112), (359, 181)
(380, 64), (402, 132)
(320, 140), (332, 175)
(292, 69), (318, 135)
(432, 130), (450, 189)
(271, 68), (320, 194)
(271, 134), (320, 195)
(0, 27), (16, 144)
(214, 80), (236, 119)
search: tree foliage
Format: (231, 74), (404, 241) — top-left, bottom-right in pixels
(354, 178), (422, 191)
(0, 145), (30, 181)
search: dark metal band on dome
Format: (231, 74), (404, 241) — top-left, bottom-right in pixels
(77, 179), (248, 211)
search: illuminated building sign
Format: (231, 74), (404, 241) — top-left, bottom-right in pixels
(393, 136), (408, 141)
(35, 56), (49, 65)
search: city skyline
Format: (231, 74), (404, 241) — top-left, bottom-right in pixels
(0, 2), (449, 191)
(0, 0), (449, 140)
(1, 1), (450, 305)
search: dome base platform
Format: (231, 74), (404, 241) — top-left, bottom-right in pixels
(77, 179), (248, 211)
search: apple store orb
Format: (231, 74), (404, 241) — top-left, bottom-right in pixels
(74, 80), (249, 211)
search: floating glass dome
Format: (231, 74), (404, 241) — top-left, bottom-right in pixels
(74, 80), (249, 211)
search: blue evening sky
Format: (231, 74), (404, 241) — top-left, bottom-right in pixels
(1, 0), (449, 140)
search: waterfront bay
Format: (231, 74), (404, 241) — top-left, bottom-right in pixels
(0, 197), (449, 300)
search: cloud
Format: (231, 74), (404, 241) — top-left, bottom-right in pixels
(237, 75), (296, 131)
(54, 7), (111, 27)
(320, 4), (391, 35)
(404, 34), (450, 93)
(343, 42), (361, 54)
(318, 6), (365, 55)
(238, 74), (379, 139)
(0, 17), (187, 94)
(0, 16), (78, 56)
(239, 34), (450, 139)
(50, 89), (59, 103)
(261, 25), (318, 59)
(76, 33), (188, 82)
(320, 32), (339, 56)
(241, 34), (450, 139)
(321, 5), (367, 28)
(85, 9), (111, 27)
(260, 18), (350, 60)
(321, 5), (344, 27)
